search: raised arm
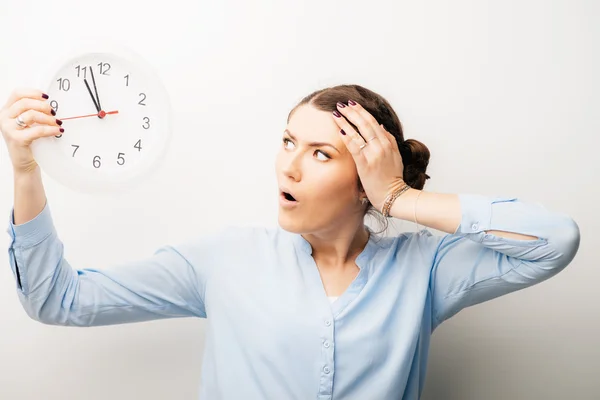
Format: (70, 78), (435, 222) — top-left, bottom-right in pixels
(391, 189), (581, 331)
(1, 88), (213, 326)
(7, 196), (208, 326)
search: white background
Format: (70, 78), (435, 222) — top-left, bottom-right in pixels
(0, 0), (598, 399)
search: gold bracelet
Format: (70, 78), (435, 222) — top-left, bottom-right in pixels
(381, 183), (410, 218)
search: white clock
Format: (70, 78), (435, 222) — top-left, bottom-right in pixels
(30, 42), (172, 193)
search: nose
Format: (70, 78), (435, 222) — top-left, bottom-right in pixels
(281, 152), (302, 182)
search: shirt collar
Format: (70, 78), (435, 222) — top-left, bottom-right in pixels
(282, 224), (381, 269)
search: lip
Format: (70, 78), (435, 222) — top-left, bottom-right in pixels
(279, 194), (299, 208)
(279, 188), (299, 208)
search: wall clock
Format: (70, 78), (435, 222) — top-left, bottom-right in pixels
(30, 42), (172, 193)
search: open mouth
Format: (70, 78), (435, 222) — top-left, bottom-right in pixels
(282, 192), (297, 202)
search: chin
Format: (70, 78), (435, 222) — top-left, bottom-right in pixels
(277, 214), (305, 234)
(278, 209), (323, 235)
(277, 210), (333, 236)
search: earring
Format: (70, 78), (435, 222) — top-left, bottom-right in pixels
(360, 197), (370, 205)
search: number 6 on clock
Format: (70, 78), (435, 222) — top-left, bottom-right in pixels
(30, 41), (172, 194)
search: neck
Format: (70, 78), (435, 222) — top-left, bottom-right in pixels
(302, 219), (370, 269)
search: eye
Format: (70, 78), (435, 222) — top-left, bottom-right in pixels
(315, 150), (330, 161)
(283, 137), (295, 149)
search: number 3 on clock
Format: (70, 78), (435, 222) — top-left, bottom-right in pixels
(30, 42), (172, 193)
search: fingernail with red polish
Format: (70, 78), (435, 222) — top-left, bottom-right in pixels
(56, 119), (62, 125)
(42, 93), (49, 99)
(51, 109), (56, 116)
(333, 111), (342, 118)
(59, 128), (64, 133)
(348, 100), (357, 106)
(340, 129), (346, 135)
(336, 102), (346, 108)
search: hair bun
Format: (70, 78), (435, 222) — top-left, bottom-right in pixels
(400, 139), (431, 190)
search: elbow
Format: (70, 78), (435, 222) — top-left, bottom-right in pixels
(560, 216), (581, 265)
(548, 216), (581, 272)
(518, 217), (580, 284)
(23, 296), (91, 328)
(21, 297), (61, 326)
(19, 290), (71, 326)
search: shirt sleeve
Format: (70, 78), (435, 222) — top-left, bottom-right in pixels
(428, 194), (581, 331)
(6, 200), (212, 326)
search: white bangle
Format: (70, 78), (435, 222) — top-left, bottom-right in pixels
(414, 190), (423, 231)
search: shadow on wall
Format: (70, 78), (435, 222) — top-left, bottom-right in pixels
(420, 314), (571, 400)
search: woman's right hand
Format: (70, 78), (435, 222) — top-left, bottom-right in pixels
(0, 88), (63, 175)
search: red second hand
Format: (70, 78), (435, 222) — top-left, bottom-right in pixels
(60, 110), (119, 121)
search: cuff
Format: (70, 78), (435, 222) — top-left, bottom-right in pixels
(6, 200), (56, 249)
(456, 194), (517, 240)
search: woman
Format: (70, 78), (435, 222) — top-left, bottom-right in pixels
(1, 84), (580, 399)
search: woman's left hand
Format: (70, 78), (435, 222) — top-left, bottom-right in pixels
(332, 100), (405, 212)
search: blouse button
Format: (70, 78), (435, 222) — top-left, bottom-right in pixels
(323, 366), (330, 374)
(471, 223), (479, 231)
(325, 319), (331, 326)
(324, 341), (330, 348)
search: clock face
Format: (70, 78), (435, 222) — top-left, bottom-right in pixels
(31, 46), (171, 193)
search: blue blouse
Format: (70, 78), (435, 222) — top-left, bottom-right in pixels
(6, 193), (580, 399)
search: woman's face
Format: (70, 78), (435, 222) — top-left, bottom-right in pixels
(275, 104), (365, 234)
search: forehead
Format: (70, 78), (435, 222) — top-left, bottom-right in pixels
(286, 104), (343, 145)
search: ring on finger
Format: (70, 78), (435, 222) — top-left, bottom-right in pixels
(367, 136), (378, 142)
(15, 114), (28, 129)
(359, 143), (367, 150)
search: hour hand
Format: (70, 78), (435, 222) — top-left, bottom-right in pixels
(84, 78), (100, 112)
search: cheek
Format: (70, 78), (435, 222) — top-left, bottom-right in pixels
(310, 164), (358, 202)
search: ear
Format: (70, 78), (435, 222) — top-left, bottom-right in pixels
(357, 178), (367, 195)
(356, 180), (369, 206)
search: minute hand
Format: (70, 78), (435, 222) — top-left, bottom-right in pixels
(89, 66), (102, 111)
(84, 78), (100, 112)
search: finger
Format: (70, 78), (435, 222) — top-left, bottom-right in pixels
(336, 101), (382, 149)
(18, 109), (61, 128)
(2, 88), (48, 111)
(339, 127), (369, 168)
(332, 111), (367, 165)
(381, 124), (398, 151)
(7, 97), (54, 119)
(22, 125), (64, 144)
(333, 107), (386, 165)
(341, 100), (393, 148)
(332, 109), (366, 146)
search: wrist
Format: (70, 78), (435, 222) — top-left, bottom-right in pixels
(377, 179), (407, 213)
(14, 165), (41, 183)
(387, 187), (421, 221)
(13, 165), (46, 225)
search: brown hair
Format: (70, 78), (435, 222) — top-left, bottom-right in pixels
(287, 84), (431, 225)
(288, 84), (430, 189)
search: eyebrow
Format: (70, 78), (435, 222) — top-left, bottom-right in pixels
(283, 129), (340, 154)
